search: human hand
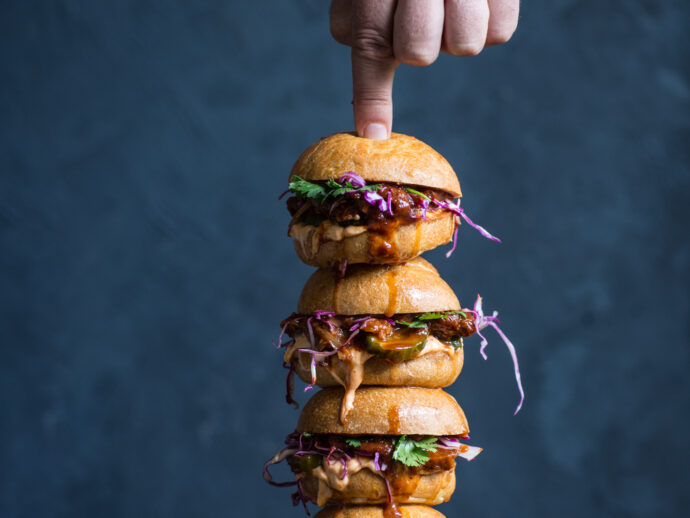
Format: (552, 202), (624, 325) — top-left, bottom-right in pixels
(330, 0), (520, 139)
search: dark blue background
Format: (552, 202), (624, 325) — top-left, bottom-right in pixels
(2, 1), (689, 517)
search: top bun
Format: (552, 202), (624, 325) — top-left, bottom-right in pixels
(297, 387), (469, 436)
(290, 132), (462, 197)
(298, 257), (460, 317)
(315, 505), (445, 518)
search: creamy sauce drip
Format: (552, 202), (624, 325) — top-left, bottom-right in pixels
(291, 334), (458, 424)
(306, 454), (450, 507)
(337, 347), (373, 423)
(310, 456), (380, 506)
(289, 221), (367, 257)
(290, 210), (446, 262)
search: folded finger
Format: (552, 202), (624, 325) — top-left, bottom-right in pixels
(442, 0), (490, 56)
(330, 0), (352, 46)
(393, 0), (445, 66)
(486, 0), (519, 46)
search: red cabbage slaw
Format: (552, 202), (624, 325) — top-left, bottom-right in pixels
(277, 302), (524, 415)
(262, 444), (310, 514)
(263, 432), (481, 512)
(275, 312), (369, 393)
(283, 171), (499, 257)
(466, 295), (525, 415)
(431, 198), (501, 258)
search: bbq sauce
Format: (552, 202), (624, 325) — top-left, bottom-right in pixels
(383, 502), (403, 518)
(390, 472), (422, 497)
(333, 274), (343, 314)
(384, 270), (398, 318)
(387, 405), (401, 434)
(412, 220), (422, 256)
(368, 219), (401, 263)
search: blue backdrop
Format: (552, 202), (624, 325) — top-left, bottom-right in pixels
(2, 1), (689, 517)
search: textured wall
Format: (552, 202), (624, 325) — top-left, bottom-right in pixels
(1, 1), (689, 517)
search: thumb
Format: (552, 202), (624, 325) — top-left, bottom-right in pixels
(351, 0), (397, 139)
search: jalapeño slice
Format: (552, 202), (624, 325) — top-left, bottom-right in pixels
(362, 326), (428, 362)
(288, 453), (322, 473)
(448, 337), (464, 350)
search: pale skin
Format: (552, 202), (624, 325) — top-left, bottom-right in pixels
(330, 0), (520, 139)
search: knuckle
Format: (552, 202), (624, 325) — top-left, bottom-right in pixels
(353, 28), (394, 61)
(353, 87), (392, 105)
(330, 13), (351, 45)
(448, 42), (484, 56)
(488, 31), (513, 45)
(487, 24), (517, 45)
(330, 24), (351, 45)
(354, 96), (391, 107)
(397, 47), (438, 66)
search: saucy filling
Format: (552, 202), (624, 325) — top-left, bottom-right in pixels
(286, 183), (452, 228)
(281, 311), (476, 357)
(278, 311), (476, 422)
(264, 432), (482, 513)
(287, 434), (462, 475)
(282, 172), (501, 263)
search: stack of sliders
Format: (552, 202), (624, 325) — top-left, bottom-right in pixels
(265, 133), (523, 518)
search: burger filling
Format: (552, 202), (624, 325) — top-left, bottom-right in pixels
(286, 180), (450, 228)
(280, 172), (500, 260)
(279, 311), (476, 421)
(264, 433), (481, 510)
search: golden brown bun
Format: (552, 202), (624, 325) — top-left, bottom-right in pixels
(294, 350), (463, 388)
(290, 132), (461, 197)
(301, 469), (455, 506)
(297, 387), (469, 436)
(298, 257), (460, 317)
(291, 212), (456, 267)
(315, 506), (445, 518)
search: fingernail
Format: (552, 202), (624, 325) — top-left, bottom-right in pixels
(362, 123), (388, 140)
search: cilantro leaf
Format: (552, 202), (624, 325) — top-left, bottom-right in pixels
(395, 319), (427, 329)
(288, 177), (328, 201)
(397, 311), (468, 329)
(405, 187), (431, 200)
(324, 179), (356, 199)
(417, 312), (446, 321)
(345, 438), (362, 447)
(393, 436), (438, 467)
(288, 176), (383, 203)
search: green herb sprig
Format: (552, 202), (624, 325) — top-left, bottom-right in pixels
(404, 187), (431, 200)
(288, 176), (380, 203)
(396, 310), (468, 329)
(392, 436), (439, 467)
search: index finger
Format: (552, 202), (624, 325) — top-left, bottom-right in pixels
(351, 0), (398, 139)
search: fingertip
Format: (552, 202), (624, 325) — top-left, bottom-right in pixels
(359, 122), (389, 140)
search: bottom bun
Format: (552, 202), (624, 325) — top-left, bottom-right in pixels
(301, 468), (455, 507)
(315, 505), (445, 518)
(290, 211), (456, 267)
(295, 350), (463, 388)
